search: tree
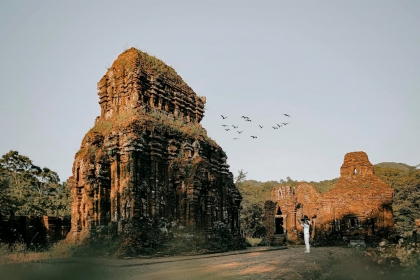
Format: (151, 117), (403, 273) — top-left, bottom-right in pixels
(235, 169), (247, 185)
(375, 164), (420, 235)
(0, 150), (71, 217)
(241, 203), (266, 238)
(0, 166), (15, 215)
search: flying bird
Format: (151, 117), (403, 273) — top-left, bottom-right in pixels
(241, 116), (248, 119)
(222, 124), (228, 127)
(225, 129), (230, 131)
(258, 125), (264, 129)
(250, 136), (257, 138)
(246, 119), (252, 122)
(272, 126), (278, 129)
(221, 115), (227, 119)
(232, 125), (238, 129)
(284, 114), (290, 117)
(277, 124), (282, 127)
(282, 123), (289, 125)
(233, 138), (239, 140)
(237, 131), (243, 134)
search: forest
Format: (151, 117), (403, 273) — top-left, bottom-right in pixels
(0, 151), (71, 218)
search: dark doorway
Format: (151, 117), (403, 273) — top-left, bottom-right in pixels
(275, 218), (284, 234)
(371, 218), (375, 234)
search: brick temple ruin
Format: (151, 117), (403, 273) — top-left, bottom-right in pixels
(265, 151), (394, 245)
(67, 48), (242, 242)
(0, 214), (70, 246)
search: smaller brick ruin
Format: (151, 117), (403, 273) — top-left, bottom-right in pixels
(265, 151), (394, 245)
(0, 214), (70, 247)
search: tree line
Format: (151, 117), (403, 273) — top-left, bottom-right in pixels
(0, 150), (71, 217)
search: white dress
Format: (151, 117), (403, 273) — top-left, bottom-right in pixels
(300, 221), (310, 252)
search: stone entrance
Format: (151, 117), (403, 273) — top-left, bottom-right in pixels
(275, 217), (284, 234)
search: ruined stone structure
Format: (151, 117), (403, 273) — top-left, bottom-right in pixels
(68, 48), (241, 242)
(0, 215), (70, 246)
(265, 152), (394, 244)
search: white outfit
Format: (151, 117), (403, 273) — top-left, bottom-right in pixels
(300, 221), (310, 252)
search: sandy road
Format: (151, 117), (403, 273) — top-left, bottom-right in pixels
(0, 246), (353, 280)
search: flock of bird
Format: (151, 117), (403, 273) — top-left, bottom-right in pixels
(220, 114), (291, 140)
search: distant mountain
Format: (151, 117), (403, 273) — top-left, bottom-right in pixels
(374, 162), (414, 172)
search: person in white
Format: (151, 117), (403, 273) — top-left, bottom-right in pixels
(299, 217), (311, 253)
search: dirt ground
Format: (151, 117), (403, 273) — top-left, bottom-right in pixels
(0, 245), (416, 280)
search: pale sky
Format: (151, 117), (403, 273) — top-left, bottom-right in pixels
(0, 0), (419, 183)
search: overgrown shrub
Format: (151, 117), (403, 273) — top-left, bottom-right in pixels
(68, 219), (246, 258)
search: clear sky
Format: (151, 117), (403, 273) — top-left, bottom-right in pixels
(0, 0), (419, 183)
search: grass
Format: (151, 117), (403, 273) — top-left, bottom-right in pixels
(82, 105), (218, 150)
(246, 237), (263, 247)
(115, 47), (198, 97)
(0, 241), (79, 265)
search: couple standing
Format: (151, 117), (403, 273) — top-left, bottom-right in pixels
(299, 216), (311, 253)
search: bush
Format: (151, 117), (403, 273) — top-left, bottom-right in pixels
(69, 219), (246, 258)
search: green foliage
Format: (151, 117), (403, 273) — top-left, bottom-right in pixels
(235, 170), (278, 238)
(88, 106), (217, 148)
(137, 50), (193, 93)
(374, 164), (420, 235)
(375, 162), (413, 172)
(147, 107), (216, 145)
(72, 219), (246, 258)
(235, 169), (247, 185)
(89, 119), (113, 135)
(241, 204), (266, 238)
(309, 178), (339, 194)
(236, 171), (308, 239)
(0, 170), (15, 215)
(0, 150), (71, 217)
(235, 171), (279, 210)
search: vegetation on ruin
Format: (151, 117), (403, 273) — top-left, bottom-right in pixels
(115, 48), (199, 96)
(147, 107), (217, 145)
(81, 105), (218, 155)
(137, 50), (192, 91)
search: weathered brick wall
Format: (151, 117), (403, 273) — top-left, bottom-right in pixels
(97, 48), (205, 124)
(265, 151), (394, 243)
(0, 215), (70, 246)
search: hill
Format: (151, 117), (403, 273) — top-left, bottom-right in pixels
(374, 162), (413, 172)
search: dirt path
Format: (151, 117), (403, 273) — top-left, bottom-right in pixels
(110, 246), (350, 280)
(0, 246), (356, 279)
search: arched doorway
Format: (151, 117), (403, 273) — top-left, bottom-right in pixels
(275, 206), (284, 234)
